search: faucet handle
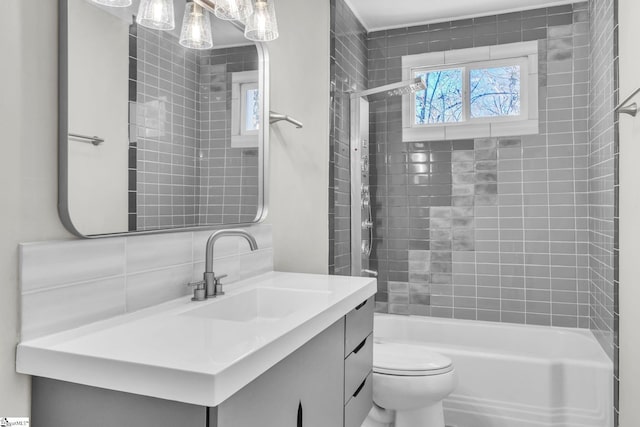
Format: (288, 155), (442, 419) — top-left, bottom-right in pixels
(213, 274), (228, 296)
(187, 280), (206, 301)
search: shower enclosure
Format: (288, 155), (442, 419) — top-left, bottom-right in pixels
(350, 79), (425, 278)
(335, 0), (617, 424)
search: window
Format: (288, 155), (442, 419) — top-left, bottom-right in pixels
(469, 65), (521, 118)
(241, 83), (260, 135)
(231, 71), (260, 147)
(402, 41), (538, 141)
(415, 68), (463, 124)
(412, 59), (525, 125)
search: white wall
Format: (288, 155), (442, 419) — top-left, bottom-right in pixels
(0, 0), (74, 415)
(267, 0), (331, 274)
(0, 0), (331, 415)
(67, 0), (129, 235)
(618, 0), (640, 424)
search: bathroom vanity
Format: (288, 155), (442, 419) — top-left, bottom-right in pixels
(17, 272), (375, 427)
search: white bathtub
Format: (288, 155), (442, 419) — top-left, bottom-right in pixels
(374, 314), (613, 427)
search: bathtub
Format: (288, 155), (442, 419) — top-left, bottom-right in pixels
(374, 314), (613, 427)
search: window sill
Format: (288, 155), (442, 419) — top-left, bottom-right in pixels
(402, 119), (539, 142)
(231, 135), (259, 148)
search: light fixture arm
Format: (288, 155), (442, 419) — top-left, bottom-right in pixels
(193, 0), (217, 14)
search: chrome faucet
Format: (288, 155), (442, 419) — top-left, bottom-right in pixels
(188, 229), (259, 301)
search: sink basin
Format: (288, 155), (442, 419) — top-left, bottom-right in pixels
(17, 271), (377, 407)
(182, 288), (330, 322)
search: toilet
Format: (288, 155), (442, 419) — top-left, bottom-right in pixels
(363, 340), (457, 427)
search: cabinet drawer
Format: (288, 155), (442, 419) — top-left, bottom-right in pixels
(344, 333), (373, 403)
(344, 373), (373, 427)
(344, 297), (374, 357)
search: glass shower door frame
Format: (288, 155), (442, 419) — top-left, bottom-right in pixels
(350, 96), (371, 276)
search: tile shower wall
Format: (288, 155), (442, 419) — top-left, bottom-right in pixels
(329, 0), (368, 276)
(131, 24), (259, 231)
(588, 0), (617, 360)
(368, 4), (594, 327)
(128, 23), (138, 231)
(589, 0), (619, 423)
(198, 46), (260, 225)
(133, 25), (201, 230)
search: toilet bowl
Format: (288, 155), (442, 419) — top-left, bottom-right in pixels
(363, 340), (457, 427)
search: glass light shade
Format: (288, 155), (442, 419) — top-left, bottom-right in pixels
(91, 0), (132, 7)
(136, 0), (175, 31)
(244, 0), (279, 42)
(214, 0), (253, 22)
(179, 2), (213, 50)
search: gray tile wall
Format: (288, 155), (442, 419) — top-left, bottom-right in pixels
(134, 25), (201, 231)
(329, 0), (368, 275)
(128, 23), (138, 231)
(198, 46), (260, 225)
(589, 0), (616, 359)
(613, 1), (619, 423)
(368, 4), (595, 327)
(589, 0), (618, 423)
(130, 24), (259, 230)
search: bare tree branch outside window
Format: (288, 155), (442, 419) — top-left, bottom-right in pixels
(470, 66), (521, 118)
(415, 69), (463, 124)
(414, 65), (521, 125)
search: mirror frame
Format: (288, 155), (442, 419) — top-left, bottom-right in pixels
(58, 0), (270, 238)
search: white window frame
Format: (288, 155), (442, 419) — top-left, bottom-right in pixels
(402, 41), (539, 141)
(231, 70), (259, 148)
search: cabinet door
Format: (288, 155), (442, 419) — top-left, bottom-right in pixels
(216, 319), (345, 427)
(32, 377), (207, 427)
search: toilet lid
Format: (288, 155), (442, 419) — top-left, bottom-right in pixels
(373, 340), (453, 376)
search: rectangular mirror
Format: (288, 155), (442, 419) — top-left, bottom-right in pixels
(59, 0), (269, 237)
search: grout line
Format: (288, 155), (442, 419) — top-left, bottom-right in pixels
(124, 238), (129, 312)
(21, 273), (128, 297)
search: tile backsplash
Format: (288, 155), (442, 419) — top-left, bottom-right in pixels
(19, 224), (273, 340)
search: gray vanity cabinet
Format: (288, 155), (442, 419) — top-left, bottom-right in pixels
(214, 318), (345, 427)
(216, 297), (375, 427)
(214, 296), (375, 427)
(31, 300), (374, 427)
(343, 297), (374, 427)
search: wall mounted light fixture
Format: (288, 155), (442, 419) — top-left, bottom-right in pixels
(97, 0), (280, 46)
(213, 0), (253, 22)
(179, 1), (214, 49)
(136, 0), (176, 30)
(244, 0), (278, 42)
(196, 0), (279, 42)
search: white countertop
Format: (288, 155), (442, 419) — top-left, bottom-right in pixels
(17, 271), (376, 407)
